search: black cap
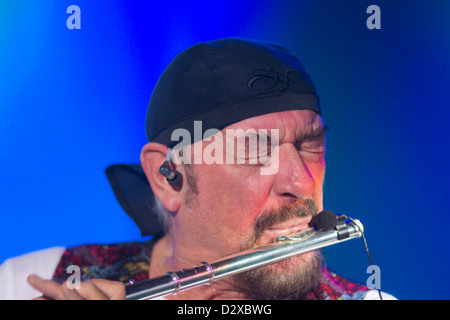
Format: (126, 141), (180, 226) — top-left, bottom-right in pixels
(146, 37), (320, 147)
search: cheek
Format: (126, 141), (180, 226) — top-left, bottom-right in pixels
(195, 164), (272, 238)
(310, 159), (325, 210)
(312, 159), (325, 184)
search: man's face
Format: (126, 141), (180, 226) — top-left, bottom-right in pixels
(172, 109), (327, 298)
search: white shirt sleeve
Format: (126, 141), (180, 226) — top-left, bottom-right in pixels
(363, 289), (398, 300)
(0, 247), (66, 300)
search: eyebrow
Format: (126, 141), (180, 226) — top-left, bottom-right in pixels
(300, 125), (330, 140)
(230, 125), (330, 143)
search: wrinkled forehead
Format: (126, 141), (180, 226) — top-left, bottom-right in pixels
(223, 110), (324, 143)
(169, 110), (324, 150)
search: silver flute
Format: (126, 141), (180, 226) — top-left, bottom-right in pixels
(125, 218), (364, 300)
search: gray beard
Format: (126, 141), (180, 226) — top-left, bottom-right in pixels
(233, 250), (323, 300)
(233, 199), (323, 300)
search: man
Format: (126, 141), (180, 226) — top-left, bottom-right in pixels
(1, 38), (395, 300)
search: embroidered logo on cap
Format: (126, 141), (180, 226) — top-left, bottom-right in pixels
(247, 68), (305, 96)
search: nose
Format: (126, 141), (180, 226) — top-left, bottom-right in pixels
(271, 144), (315, 201)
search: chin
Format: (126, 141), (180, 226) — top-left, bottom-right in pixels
(267, 251), (316, 275)
(233, 250), (323, 300)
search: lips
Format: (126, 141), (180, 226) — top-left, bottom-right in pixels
(257, 217), (312, 246)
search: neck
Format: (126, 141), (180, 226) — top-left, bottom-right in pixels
(149, 234), (251, 300)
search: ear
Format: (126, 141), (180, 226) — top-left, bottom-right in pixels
(140, 142), (182, 213)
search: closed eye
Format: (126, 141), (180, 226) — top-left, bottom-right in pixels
(295, 125), (328, 157)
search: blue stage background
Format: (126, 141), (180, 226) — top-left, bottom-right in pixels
(1, 0), (449, 299)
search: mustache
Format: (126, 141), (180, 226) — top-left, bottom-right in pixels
(243, 199), (318, 249)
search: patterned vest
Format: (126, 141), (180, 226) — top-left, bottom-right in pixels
(52, 241), (369, 300)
